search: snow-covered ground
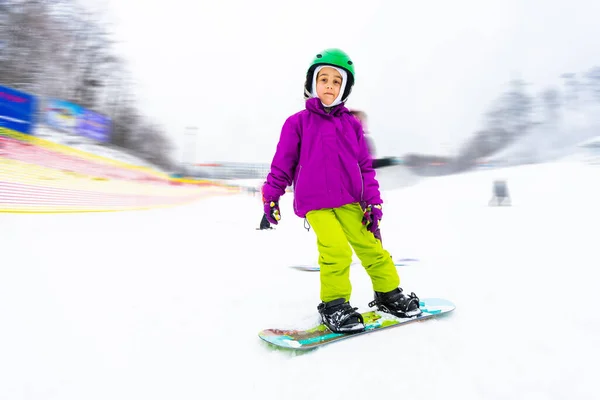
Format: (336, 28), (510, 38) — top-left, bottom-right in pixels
(1, 159), (599, 400)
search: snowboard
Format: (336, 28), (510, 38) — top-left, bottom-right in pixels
(259, 297), (455, 350)
(289, 257), (419, 272)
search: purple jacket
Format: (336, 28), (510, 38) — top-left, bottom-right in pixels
(262, 98), (382, 218)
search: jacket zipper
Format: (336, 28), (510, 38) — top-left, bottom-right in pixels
(357, 163), (364, 202)
(294, 165), (303, 214)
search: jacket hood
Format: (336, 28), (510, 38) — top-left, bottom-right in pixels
(305, 97), (349, 117)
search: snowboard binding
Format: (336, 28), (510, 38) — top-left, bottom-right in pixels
(369, 288), (422, 318)
(318, 298), (365, 333)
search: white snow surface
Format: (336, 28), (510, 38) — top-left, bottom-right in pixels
(1, 160), (599, 400)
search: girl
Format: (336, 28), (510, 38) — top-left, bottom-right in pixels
(261, 48), (421, 333)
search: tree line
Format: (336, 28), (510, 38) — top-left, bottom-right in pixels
(455, 67), (600, 166)
(0, 0), (174, 170)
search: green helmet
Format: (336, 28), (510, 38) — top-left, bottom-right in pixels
(304, 48), (355, 103)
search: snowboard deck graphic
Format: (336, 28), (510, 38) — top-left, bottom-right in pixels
(259, 298), (454, 350)
(289, 257), (419, 272)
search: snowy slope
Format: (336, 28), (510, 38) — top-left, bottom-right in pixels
(1, 160), (599, 399)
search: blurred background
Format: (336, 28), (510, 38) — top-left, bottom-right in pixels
(2, 3), (600, 397)
(1, 0), (600, 211)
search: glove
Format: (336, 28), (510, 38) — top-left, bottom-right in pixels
(362, 204), (382, 233)
(373, 228), (382, 242)
(264, 200), (281, 225)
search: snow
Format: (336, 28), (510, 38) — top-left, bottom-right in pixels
(1, 160), (599, 399)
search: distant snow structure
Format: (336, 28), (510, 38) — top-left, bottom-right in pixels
(489, 179), (511, 206)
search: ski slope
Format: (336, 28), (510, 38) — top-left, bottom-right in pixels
(1, 160), (598, 400)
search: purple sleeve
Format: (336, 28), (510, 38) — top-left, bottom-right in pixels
(356, 122), (382, 206)
(262, 115), (301, 202)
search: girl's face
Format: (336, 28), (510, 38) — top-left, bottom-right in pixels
(315, 67), (342, 106)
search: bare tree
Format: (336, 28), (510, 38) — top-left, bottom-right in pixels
(560, 73), (581, 108)
(584, 66), (600, 103)
(540, 88), (561, 124)
(128, 121), (175, 170)
(485, 79), (534, 139)
(0, 0), (175, 170)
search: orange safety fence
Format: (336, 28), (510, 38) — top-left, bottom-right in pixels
(0, 129), (236, 213)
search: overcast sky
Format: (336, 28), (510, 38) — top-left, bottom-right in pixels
(90, 0), (600, 163)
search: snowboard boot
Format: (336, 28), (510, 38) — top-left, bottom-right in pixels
(317, 298), (365, 333)
(368, 288), (422, 318)
(258, 213), (273, 230)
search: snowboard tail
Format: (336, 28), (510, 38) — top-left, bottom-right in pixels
(259, 298), (455, 350)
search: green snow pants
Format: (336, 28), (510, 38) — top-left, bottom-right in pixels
(305, 203), (400, 303)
